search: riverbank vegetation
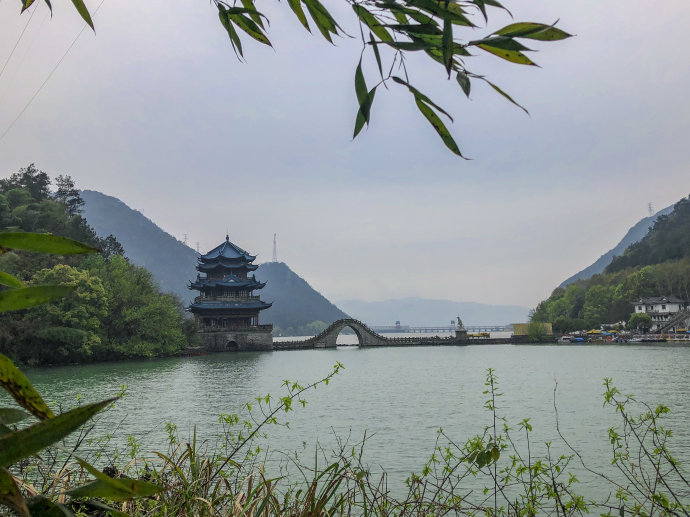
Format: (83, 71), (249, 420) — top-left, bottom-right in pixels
(531, 195), (690, 332)
(5, 365), (689, 516)
(0, 165), (194, 365)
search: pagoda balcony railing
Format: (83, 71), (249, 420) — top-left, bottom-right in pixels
(194, 295), (262, 303)
(200, 324), (274, 332)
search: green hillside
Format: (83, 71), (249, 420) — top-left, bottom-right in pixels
(531, 195), (690, 332)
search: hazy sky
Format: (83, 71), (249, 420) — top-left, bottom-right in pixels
(1, 0), (688, 308)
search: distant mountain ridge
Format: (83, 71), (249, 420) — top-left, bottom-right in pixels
(559, 203), (674, 287)
(80, 190), (348, 332)
(337, 297), (530, 326)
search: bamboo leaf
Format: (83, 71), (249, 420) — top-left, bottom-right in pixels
(0, 271), (24, 289)
(494, 22), (572, 41)
(476, 44), (535, 65)
(218, 7), (244, 58)
(392, 77), (453, 121)
(0, 468), (30, 517)
(287, 0), (310, 31)
(414, 97), (463, 157)
(456, 71), (471, 97)
(240, 0), (264, 28)
(0, 354), (54, 421)
(370, 33), (383, 78)
(442, 18), (452, 76)
(486, 80), (529, 114)
(21, 0), (37, 13)
(0, 285), (75, 312)
(355, 60), (367, 105)
(352, 5), (392, 42)
(0, 399), (114, 468)
(0, 232), (98, 255)
(69, 0), (94, 30)
(229, 13), (272, 46)
(0, 407), (30, 425)
(353, 87), (377, 138)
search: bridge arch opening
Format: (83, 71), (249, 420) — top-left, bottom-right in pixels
(336, 325), (363, 346)
(226, 340), (239, 351)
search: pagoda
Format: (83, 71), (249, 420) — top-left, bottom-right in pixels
(189, 235), (273, 351)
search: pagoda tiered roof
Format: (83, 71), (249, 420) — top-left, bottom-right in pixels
(190, 273), (265, 291)
(190, 300), (272, 312)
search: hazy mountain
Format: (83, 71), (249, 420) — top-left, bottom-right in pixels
(256, 262), (349, 333)
(336, 297), (530, 326)
(560, 204), (675, 287)
(80, 190), (349, 332)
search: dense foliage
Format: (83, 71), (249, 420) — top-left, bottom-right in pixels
(0, 165), (193, 365)
(532, 196), (690, 332)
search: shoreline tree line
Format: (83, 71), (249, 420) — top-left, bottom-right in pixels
(0, 165), (195, 366)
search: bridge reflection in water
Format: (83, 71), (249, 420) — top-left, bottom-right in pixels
(273, 318), (518, 350)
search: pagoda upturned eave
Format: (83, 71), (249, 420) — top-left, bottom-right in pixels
(189, 300), (272, 312)
(197, 260), (259, 272)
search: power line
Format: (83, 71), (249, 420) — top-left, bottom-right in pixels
(0, 0), (106, 146)
(0, 5), (38, 82)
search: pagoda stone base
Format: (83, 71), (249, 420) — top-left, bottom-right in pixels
(198, 326), (273, 352)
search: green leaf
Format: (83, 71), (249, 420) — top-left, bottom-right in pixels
(0, 285), (76, 312)
(491, 446), (500, 462)
(42, 0), (53, 13)
(486, 80), (529, 114)
(218, 7), (244, 58)
(26, 495), (74, 516)
(0, 232), (98, 255)
(21, 0), (37, 13)
(353, 87), (377, 138)
(0, 424), (12, 437)
(383, 23), (442, 36)
(0, 271), (24, 289)
(69, 0), (94, 30)
(352, 5), (392, 42)
(287, 0), (310, 31)
(470, 36), (532, 52)
(65, 456), (163, 501)
(381, 40), (434, 51)
(229, 13), (272, 46)
(456, 71), (471, 97)
(303, 0), (340, 42)
(494, 22), (572, 41)
(354, 60), (368, 105)
(476, 43), (536, 65)
(240, 0), (264, 28)
(0, 354), (54, 421)
(414, 97), (463, 157)
(0, 407), (30, 425)
(0, 398), (114, 468)
(80, 499), (127, 517)
(392, 77), (453, 121)
(370, 33), (383, 78)
(442, 18), (452, 76)
(0, 467), (30, 517)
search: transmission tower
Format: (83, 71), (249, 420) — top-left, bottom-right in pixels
(183, 234), (188, 245)
(648, 202), (654, 217)
(195, 242), (200, 254)
(272, 233), (278, 262)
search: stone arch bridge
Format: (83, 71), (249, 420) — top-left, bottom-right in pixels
(273, 318), (467, 350)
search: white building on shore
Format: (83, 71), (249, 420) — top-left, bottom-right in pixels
(634, 296), (688, 331)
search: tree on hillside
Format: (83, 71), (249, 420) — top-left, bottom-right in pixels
(14, 0), (571, 157)
(54, 175), (84, 216)
(0, 163), (51, 201)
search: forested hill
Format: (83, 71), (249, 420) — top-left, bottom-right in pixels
(606, 196), (690, 273)
(559, 203), (674, 287)
(81, 190), (198, 304)
(531, 195), (690, 332)
(81, 190), (349, 334)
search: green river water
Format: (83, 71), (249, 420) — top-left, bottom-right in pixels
(12, 342), (690, 502)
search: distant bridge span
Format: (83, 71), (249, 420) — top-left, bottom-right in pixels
(272, 318), (515, 350)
